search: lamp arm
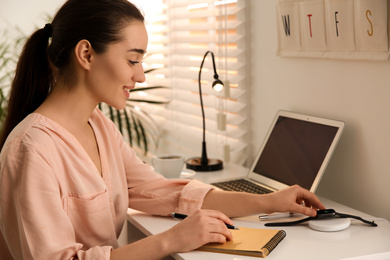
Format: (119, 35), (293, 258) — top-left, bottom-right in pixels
(209, 52), (220, 79)
(198, 51), (209, 165)
(198, 51), (222, 165)
(198, 51), (208, 142)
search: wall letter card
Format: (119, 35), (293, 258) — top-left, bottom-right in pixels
(325, 0), (355, 51)
(299, 0), (327, 51)
(277, 2), (301, 51)
(354, 0), (388, 51)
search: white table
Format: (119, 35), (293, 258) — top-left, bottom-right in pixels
(127, 164), (390, 259)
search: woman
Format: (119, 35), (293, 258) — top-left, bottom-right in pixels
(0, 0), (325, 259)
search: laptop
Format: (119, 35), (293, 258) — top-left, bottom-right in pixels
(212, 110), (345, 194)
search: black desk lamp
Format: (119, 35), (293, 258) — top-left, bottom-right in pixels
(186, 51), (224, 172)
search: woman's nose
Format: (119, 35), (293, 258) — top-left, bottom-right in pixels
(133, 63), (146, 83)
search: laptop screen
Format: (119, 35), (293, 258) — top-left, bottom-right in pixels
(250, 111), (344, 192)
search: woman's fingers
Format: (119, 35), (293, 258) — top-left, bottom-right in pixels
(265, 185), (326, 216)
(166, 209), (234, 253)
(197, 209), (234, 226)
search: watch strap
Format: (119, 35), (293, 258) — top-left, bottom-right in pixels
(264, 211), (378, 227)
(335, 212), (377, 227)
(264, 216), (314, 227)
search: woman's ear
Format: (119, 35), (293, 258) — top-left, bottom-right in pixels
(74, 39), (94, 70)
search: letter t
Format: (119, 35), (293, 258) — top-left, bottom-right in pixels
(307, 14), (313, 38)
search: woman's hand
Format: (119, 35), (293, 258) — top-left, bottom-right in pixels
(111, 209), (233, 259)
(263, 185), (326, 216)
(162, 209), (234, 253)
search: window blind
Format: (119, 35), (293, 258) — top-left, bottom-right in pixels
(132, 0), (247, 165)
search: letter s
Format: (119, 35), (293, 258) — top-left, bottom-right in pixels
(366, 10), (373, 36)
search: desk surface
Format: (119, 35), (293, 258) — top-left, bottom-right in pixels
(127, 164), (390, 260)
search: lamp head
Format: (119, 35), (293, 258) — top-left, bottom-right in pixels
(212, 78), (224, 92)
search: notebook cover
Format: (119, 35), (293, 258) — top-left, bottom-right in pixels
(198, 227), (286, 258)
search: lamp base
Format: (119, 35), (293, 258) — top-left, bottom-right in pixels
(186, 157), (223, 172)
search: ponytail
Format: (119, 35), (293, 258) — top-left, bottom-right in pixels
(0, 26), (52, 150)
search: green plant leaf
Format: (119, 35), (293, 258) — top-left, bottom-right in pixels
(131, 112), (141, 147)
(123, 108), (133, 146)
(137, 117), (148, 155)
(144, 68), (161, 74)
(129, 86), (168, 92)
(116, 109), (123, 133)
(108, 106), (114, 122)
(127, 99), (169, 105)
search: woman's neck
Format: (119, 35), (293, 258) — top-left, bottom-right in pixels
(35, 84), (98, 131)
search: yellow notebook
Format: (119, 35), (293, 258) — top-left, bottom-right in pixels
(198, 227), (286, 258)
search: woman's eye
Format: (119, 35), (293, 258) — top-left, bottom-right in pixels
(128, 60), (140, 65)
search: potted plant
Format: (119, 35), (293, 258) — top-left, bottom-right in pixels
(0, 27), (26, 125)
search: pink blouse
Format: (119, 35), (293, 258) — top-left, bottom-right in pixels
(0, 108), (213, 259)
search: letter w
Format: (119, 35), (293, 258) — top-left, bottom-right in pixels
(281, 15), (291, 36)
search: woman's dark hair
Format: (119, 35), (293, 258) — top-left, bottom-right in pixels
(0, 0), (144, 149)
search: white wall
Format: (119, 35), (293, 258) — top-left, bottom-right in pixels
(0, 0), (62, 34)
(249, 0), (390, 221)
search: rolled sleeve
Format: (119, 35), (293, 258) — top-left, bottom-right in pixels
(128, 177), (214, 216)
(76, 246), (112, 260)
(174, 179), (214, 214)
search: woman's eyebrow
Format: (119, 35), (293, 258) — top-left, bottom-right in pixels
(127, 48), (146, 55)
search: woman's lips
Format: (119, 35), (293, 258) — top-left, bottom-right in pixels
(123, 90), (130, 98)
(123, 86), (134, 98)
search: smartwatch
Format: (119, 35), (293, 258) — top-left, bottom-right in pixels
(264, 209), (378, 227)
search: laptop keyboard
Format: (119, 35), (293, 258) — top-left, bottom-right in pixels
(211, 179), (273, 194)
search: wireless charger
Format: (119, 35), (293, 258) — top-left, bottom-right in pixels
(308, 218), (351, 232)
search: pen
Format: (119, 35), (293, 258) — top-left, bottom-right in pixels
(259, 212), (294, 220)
(171, 212), (240, 230)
